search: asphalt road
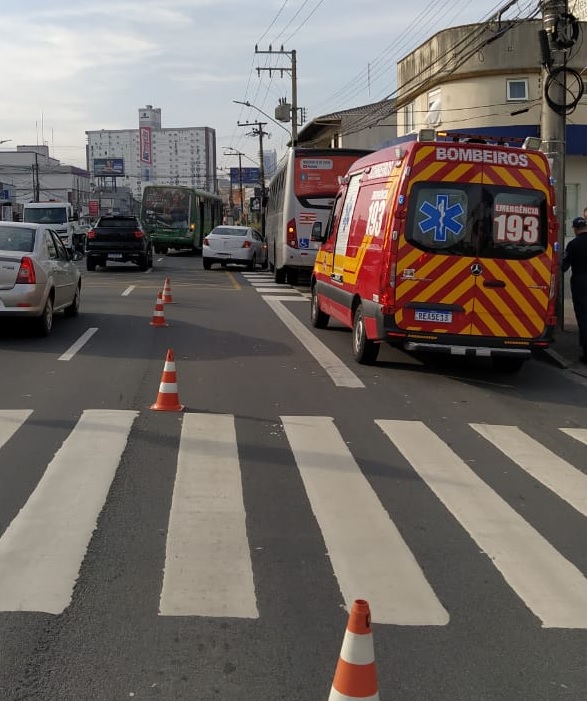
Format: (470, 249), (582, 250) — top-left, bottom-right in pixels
(0, 253), (585, 701)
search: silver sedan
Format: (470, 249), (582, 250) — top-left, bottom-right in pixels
(202, 225), (267, 270)
(0, 222), (82, 335)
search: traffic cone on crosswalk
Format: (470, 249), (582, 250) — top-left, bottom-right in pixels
(149, 290), (169, 327)
(162, 277), (174, 304)
(150, 348), (184, 411)
(328, 599), (379, 700)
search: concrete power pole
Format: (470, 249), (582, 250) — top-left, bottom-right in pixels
(539, 0), (579, 326)
(236, 120), (269, 235)
(254, 46), (299, 145)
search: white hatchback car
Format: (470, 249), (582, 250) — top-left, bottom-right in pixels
(202, 225), (267, 270)
(0, 222), (82, 336)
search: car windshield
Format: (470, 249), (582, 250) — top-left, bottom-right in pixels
(211, 227), (247, 237)
(0, 226), (35, 252)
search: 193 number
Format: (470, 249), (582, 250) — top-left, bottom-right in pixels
(494, 213), (539, 244)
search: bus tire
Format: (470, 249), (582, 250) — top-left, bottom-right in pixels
(275, 267), (286, 284)
(352, 304), (379, 364)
(286, 268), (298, 285)
(310, 286), (329, 328)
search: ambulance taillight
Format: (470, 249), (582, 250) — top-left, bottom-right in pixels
(287, 219), (298, 248)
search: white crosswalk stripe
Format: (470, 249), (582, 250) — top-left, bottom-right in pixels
(159, 413), (258, 618)
(376, 420), (586, 629)
(0, 411), (584, 627)
(0, 410), (138, 614)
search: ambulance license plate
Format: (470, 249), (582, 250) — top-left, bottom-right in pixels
(415, 309), (452, 323)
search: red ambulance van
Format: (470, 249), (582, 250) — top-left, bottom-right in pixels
(310, 130), (559, 372)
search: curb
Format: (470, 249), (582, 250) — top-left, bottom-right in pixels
(538, 347), (569, 369)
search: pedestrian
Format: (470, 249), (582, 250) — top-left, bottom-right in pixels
(562, 216), (587, 363)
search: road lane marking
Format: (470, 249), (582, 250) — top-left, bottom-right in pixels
(122, 285), (135, 296)
(560, 427), (587, 444)
(282, 415), (449, 625)
(58, 327), (98, 362)
(471, 424), (586, 516)
(0, 409), (137, 614)
(224, 270), (241, 289)
(0, 410), (32, 449)
(159, 413), (258, 618)
(263, 296), (364, 388)
(377, 420), (587, 629)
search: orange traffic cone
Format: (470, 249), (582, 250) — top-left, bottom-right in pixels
(162, 277), (174, 304)
(150, 348), (184, 411)
(149, 290), (169, 327)
(328, 599), (379, 700)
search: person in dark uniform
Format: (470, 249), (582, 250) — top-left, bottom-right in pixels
(562, 216), (587, 363)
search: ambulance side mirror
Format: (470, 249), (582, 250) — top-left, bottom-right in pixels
(311, 221), (323, 242)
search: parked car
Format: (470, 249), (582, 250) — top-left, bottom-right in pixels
(202, 225), (267, 270)
(0, 222), (82, 336)
(85, 215), (153, 271)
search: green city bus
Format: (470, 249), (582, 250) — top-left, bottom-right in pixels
(140, 185), (224, 254)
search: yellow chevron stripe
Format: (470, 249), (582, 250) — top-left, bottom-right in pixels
(472, 297), (510, 336)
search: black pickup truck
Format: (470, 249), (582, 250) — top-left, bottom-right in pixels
(85, 215), (153, 271)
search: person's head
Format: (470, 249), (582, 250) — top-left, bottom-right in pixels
(572, 216), (586, 234)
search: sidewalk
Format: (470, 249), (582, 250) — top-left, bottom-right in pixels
(540, 295), (587, 378)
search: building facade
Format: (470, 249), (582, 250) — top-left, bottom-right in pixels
(85, 106), (218, 201)
(0, 145), (92, 219)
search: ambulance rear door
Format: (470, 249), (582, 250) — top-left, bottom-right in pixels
(471, 158), (553, 340)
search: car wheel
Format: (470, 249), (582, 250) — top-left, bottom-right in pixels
(310, 285), (330, 328)
(148, 248), (154, 268)
(203, 259), (212, 270)
(64, 284), (81, 317)
(247, 254), (257, 271)
(138, 253), (149, 271)
(352, 304), (379, 364)
(86, 257), (97, 272)
(35, 296), (54, 337)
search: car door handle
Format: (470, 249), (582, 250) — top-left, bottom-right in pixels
(483, 279), (506, 288)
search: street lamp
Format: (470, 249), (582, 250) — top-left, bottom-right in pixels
(233, 100), (291, 137)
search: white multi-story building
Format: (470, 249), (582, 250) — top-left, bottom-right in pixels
(85, 106), (217, 200)
(0, 145), (91, 218)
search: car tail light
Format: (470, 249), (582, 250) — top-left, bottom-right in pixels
(287, 218), (298, 248)
(242, 240), (251, 248)
(203, 238), (209, 246)
(16, 256), (36, 284)
(87, 229), (96, 239)
(134, 230), (145, 239)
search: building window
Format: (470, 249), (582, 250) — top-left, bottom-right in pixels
(404, 102), (415, 133)
(507, 79), (528, 101)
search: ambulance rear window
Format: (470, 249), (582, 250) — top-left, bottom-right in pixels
(406, 183), (547, 260)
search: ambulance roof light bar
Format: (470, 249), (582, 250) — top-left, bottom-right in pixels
(417, 129), (436, 142)
(522, 136), (542, 150)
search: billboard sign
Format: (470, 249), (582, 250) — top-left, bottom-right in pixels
(140, 126), (152, 165)
(88, 200), (99, 217)
(230, 167), (260, 185)
(93, 158), (124, 176)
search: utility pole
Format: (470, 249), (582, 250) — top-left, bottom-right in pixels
(32, 151), (40, 202)
(237, 120), (269, 235)
(539, 0), (577, 326)
(224, 147), (245, 224)
(255, 45), (299, 145)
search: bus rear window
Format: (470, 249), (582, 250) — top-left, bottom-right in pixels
(406, 183), (547, 260)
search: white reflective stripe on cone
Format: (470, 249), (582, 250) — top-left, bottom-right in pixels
(158, 382), (178, 393)
(329, 691), (379, 701)
(339, 630), (375, 666)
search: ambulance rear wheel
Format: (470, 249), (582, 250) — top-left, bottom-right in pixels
(352, 305), (379, 364)
(492, 356), (525, 373)
(311, 286), (329, 328)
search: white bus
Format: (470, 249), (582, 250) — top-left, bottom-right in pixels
(265, 147), (371, 284)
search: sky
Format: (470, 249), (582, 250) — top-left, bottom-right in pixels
(0, 0), (546, 174)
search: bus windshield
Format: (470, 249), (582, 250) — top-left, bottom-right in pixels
(141, 187), (191, 231)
